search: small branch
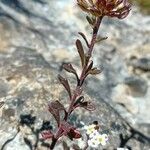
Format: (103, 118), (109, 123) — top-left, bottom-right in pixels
(50, 138), (58, 150)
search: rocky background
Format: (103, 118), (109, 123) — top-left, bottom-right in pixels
(0, 0), (150, 149)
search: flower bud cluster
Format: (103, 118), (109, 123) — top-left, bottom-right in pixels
(77, 0), (131, 19)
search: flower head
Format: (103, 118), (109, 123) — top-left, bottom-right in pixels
(88, 137), (100, 148)
(83, 123), (108, 148)
(77, 0), (131, 19)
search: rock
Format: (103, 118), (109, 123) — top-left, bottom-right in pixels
(0, 45), (133, 150)
(0, 80), (10, 98)
(2, 107), (15, 121)
(0, 0), (149, 149)
(4, 132), (30, 150)
(128, 57), (150, 72)
(124, 76), (148, 97)
(112, 84), (139, 114)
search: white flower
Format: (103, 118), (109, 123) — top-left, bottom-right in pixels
(88, 132), (108, 147)
(88, 138), (99, 148)
(96, 134), (108, 146)
(84, 124), (96, 135)
(89, 130), (99, 138)
(83, 124), (109, 147)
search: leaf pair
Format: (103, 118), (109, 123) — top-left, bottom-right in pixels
(76, 40), (101, 75)
(86, 61), (101, 76)
(63, 63), (79, 83)
(73, 96), (95, 111)
(84, 60), (101, 78)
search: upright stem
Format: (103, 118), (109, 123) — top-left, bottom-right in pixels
(80, 16), (103, 86)
(67, 16), (103, 117)
(50, 16), (103, 150)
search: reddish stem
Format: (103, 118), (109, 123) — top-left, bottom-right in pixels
(67, 16), (103, 116)
(88, 16), (103, 56)
(50, 16), (103, 149)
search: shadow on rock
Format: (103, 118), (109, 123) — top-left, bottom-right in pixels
(1, 113), (53, 150)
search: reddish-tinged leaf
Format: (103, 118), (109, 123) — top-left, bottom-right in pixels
(58, 75), (72, 99)
(41, 130), (53, 140)
(88, 67), (101, 75)
(76, 39), (85, 67)
(57, 122), (81, 140)
(63, 63), (76, 74)
(68, 128), (81, 139)
(60, 121), (72, 133)
(63, 63), (80, 84)
(48, 101), (67, 126)
(73, 96), (95, 111)
(96, 36), (108, 43)
(49, 101), (66, 111)
(78, 32), (89, 48)
(85, 60), (93, 74)
(73, 96), (84, 108)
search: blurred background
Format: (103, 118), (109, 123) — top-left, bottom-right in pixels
(132, 0), (150, 14)
(0, 0), (149, 149)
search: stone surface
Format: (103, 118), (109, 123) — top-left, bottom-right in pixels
(0, 0), (150, 149)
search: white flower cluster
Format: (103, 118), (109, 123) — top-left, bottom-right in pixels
(84, 124), (108, 148)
